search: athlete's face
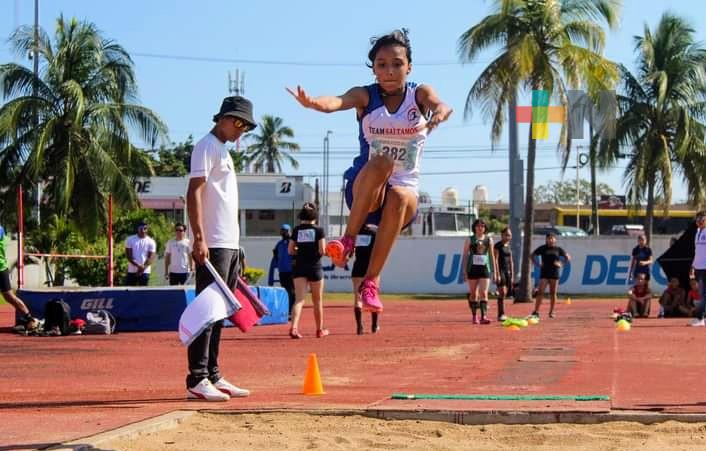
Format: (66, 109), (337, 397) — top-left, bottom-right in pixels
(696, 214), (706, 228)
(546, 235), (557, 247)
(219, 117), (250, 142)
(372, 45), (411, 94)
(502, 231), (512, 243)
(474, 223), (486, 235)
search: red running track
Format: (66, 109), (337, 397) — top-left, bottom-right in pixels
(1, 297), (706, 449)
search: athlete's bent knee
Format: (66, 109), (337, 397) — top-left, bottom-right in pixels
(368, 154), (395, 175)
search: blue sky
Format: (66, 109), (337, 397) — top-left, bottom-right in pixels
(2, 0), (704, 205)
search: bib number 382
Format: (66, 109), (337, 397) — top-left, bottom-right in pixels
(369, 139), (418, 171)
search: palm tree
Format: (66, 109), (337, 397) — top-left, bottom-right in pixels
(246, 115), (300, 173)
(0, 15), (167, 237)
(599, 13), (706, 243)
(458, 0), (620, 301)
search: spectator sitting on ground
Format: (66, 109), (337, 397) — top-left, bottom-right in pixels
(627, 273), (651, 318)
(658, 277), (687, 318)
(686, 279), (701, 317)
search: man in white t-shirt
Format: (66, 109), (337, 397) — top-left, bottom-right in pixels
(124, 221), (157, 286)
(164, 223), (193, 285)
(689, 212), (706, 326)
(185, 95), (256, 401)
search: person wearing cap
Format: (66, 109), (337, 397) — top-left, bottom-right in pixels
(185, 95), (256, 401)
(124, 221), (157, 286)
(271, 224), (295, 317)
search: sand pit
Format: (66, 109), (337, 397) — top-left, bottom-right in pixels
(105, 412), (706, 451)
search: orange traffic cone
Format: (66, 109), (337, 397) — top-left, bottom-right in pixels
(302, 353), (325, 395)
(566, 297), (572, 305)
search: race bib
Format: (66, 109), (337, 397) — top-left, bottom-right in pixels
(473, 255), (488, 266)
(369, 138), (419, 172)
(297, 229), (316, 243)
(355, 234), (372, 247)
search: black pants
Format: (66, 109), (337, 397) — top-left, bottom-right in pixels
(279, 271), (295, 315)
(186, 248), (239, 388)
(125, 272), (149, 286)
(169, 272), (189, 285)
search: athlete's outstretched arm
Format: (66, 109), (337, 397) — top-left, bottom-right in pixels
(286, 85), (368, 113)
(416, 84), (453, 131)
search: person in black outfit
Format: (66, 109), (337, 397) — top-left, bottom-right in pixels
(272, 224), (295, 317)
(288, 203), (328, 339)
(628, 234), (653, 283)
(352, 224), (379, 335)
(493, 227), (514, 321)
(462, 220), (497, 324)
(530, 233), (571, 319)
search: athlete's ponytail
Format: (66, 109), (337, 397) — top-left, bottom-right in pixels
(298, 202), (318, 221)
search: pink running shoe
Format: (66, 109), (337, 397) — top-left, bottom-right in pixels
(359, 278), (383, 313)
(326, 236), (355, 268)
(472, 316), (480, 325)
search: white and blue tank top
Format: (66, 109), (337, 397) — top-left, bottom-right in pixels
(346, 82), (428, 193)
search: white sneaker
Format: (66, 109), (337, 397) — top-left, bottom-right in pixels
(187, 378), (230, 401)
(689, 319), (705, 327)
(213, 377), (250, 398)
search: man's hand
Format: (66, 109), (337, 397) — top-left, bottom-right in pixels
(193, 239), (209, 265)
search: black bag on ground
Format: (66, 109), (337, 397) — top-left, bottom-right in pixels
(84, 310), (116, 335)
(43, 299), (71, 335)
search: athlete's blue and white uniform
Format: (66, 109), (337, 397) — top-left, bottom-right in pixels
(343, 82), (428, 225)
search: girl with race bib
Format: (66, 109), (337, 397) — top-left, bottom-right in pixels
(462, 219), (497, 324)
(288, 203), (328, 339)
(287, 29), (452, 313)
(530, 233), (571, 319)
(493, 227), (514, 321)
(351, 224), (380, 335)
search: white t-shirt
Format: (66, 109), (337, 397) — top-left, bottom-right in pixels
(189, 133), (239, 249)
(694, 227), (706, 270)
(125, 234), (157, 274)
(166, 238), (192, 274)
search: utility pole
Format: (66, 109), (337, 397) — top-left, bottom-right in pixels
(576, 146), (581, 229)
(228, 69), (245, 152)
(322, 131), (332, 236)
(33, 0), (40, 226)
(508, 94), (523, 279)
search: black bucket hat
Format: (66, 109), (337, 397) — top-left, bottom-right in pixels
(213, 96), (256, 130)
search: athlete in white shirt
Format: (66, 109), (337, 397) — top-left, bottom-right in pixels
(185, 96), (256, 401)
(164, 223), (193, 285)
(689, 212), (706, 326)
(288, 29), (452, 314)
(124, 221), (156, 286)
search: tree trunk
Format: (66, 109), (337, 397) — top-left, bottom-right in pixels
(646, 180), (655, 244)
(589, 124), (599, 236)
(517, 125), (538, 302)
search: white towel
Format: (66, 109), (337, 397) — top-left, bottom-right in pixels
(178, 260), (241, 346)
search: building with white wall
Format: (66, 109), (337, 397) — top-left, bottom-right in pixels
(135, 175), (315, 236)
